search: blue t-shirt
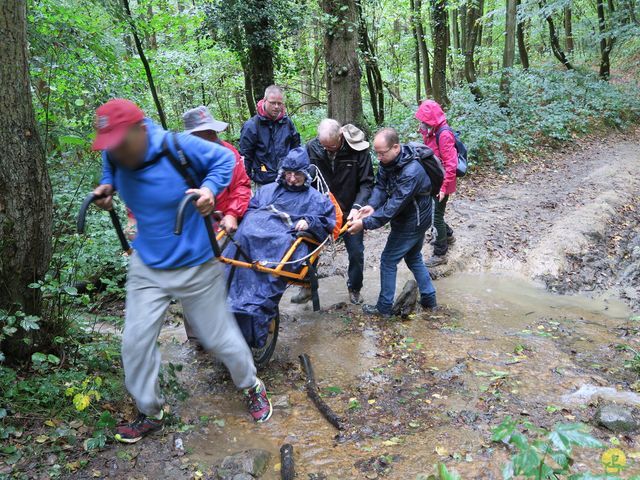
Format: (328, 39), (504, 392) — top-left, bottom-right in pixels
(100, 118), (234, 269)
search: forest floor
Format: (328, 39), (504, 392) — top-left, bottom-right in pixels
(16, 127), (640, 479)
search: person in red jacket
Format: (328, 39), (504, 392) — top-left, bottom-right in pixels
(415, 100), (457, 267)
(183, 106), (251, 233)
(180, 106), (252, 347)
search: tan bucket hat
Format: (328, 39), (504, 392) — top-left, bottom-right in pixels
(341, 124), (369, 151)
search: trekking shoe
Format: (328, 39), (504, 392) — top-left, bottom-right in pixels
(362, 304), (392, 319)
(291, 286), (312, 304)
(420, 293), (438, 311)
(425, 254), (448, 268)
(244, 378), (272, 423)
(447, 235), (456, 245)
(349, 289), (363, 305)
(114, 411), (164, 444)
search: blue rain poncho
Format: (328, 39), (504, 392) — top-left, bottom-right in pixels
(225, 147), (336, 348)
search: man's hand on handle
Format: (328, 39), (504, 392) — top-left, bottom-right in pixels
(186, 187), (216, 216)
(93, 184), (114, 210)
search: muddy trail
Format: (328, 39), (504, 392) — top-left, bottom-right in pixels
(77, 129), (640, 479)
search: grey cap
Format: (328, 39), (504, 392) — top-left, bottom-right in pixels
(182, 106), (229, 133)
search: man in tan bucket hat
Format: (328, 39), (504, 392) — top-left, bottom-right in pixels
(290, 119), (374, 305)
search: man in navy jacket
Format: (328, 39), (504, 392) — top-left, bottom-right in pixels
(239, 85), (301, 186)
(348, 128), (437, 317)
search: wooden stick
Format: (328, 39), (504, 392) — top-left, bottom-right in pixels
(298, 354), (344, 430)
(280, 444), (295, 480)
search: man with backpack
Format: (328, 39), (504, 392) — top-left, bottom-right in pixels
(239, 85), (301, 187)
(91, 99), (272, 444)
(415, 100), (461, 267)
(347, 128), (437, 318)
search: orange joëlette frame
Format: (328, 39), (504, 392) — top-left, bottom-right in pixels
(216, 223), (349, 285)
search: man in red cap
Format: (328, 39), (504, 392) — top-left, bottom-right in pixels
(92, 99), (272, 444)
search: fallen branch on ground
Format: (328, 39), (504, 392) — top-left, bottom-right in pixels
(298, 354), (344, 430)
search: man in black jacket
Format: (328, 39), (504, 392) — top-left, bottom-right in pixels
(291, 119), (374, 305)
(348, 128), (437, 317)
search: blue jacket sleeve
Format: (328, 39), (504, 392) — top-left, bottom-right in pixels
(100, 152), (115, 188)
(239, 119), (258, 179)
(303, 194), (336, 240)
(175, 133), (234, 196)
(363, 166), (426, 230)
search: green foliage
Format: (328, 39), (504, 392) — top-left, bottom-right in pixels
(492, 416), (606, 479)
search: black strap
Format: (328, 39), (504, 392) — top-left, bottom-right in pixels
(163, 133), (199, 189)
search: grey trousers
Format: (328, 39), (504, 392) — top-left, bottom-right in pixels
(123, 253), (257, 416)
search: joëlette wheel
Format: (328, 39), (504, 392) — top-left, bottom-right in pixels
(252, 309), (279, 369)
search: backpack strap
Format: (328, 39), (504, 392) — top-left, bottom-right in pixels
(163, 133), (199, 189)
(434, 126), (454, 148)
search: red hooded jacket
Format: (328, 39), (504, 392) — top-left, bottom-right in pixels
(415, 100), (457, 195)
(215, 140), (251, 219)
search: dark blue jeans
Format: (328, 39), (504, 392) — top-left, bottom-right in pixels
(376, 226), (436, 314)
(343, 230), (364, 292)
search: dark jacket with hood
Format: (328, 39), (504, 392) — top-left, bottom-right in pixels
(239, 99), (301, 185)
(363, 145), (432, 233)
(306, 137), (374, 220)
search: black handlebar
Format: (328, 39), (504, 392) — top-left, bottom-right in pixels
(77, 192), (131, 253)
(174, 192), (222, 258)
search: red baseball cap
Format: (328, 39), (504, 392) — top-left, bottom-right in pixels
(92, 99), (145, 151)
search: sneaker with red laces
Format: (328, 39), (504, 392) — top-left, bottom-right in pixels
(244, 378), (272, 423)
(114, 411), (164, 444)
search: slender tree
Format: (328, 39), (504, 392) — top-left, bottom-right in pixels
(357, 0), (385, 124)
(431, 0), (450, 105)
(564, 5), (574, 54)
(415, 0), (433, 98)
(539, 0), (574, 70)
(410, 0), (422, 103)
(0, 0), (53, 358)
(500, 0), (517, 104)
(516, 0), (530, 69)
(464, 0), (484, 100)
(596, 0), (616, 78)
(322, 0), (364, 125)
(122, 0), (168, 128)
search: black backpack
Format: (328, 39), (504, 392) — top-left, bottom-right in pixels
(406, 142), (445, 196)
(435, 126), (468, 177)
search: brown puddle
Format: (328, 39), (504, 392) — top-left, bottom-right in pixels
(156, 271), (639, 478)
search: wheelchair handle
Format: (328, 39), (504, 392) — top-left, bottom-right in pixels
(174, 192), (222, 257)
(77, 192), (131, 254)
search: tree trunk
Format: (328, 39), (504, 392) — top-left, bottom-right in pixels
(451, 8), (460, 50)
(122, 0), (168, 128)
(431, 0), (450, 105)
(410, 0), (422, 103)
(415, 0), (433, 98)
(146, 5), (157, 49)
(244, 0), (275, 104)
(516, 0), (530, 69)
(356, 0), (384, 124)
(464, 0), (483, 100)
(597, 0), (616, 79)
(240, 57), (256, 116)
(0, 0), (53, 352)
(540, 1), (574, 70)
(564, 6), (574, 53)
(322, 0), (364, 126)
(500, 0), (517, 104)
